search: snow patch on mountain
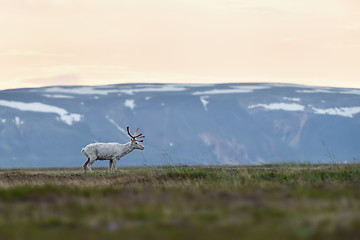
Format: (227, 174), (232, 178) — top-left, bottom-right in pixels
(283, 97), (300, 102)
(339, 89), (360, 95)
(200, 96), (209, 111)
(14, 116), (24, 126)
(43, 94), (74, 99)
(248, 103), (305, 111)
(296, 89), (333, 94)
(193, 85), (270, 95)
(105, 115), (127, 136)
(0, 100), (82, 125)
(40, 84), (211, 96)
(119, 85), (187, 95)
(312, 106), (360, 118)
(124, 99), (136, 110)
(43, 86), (120, 95)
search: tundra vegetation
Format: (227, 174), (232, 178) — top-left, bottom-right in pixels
(0, 164), (359, 240)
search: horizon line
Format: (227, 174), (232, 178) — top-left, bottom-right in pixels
(1, 81), (360, 91)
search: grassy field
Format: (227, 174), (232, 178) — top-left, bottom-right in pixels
(0, 164), (359, 240)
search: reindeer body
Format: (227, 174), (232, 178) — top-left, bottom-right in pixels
(81, 127), (144, 172)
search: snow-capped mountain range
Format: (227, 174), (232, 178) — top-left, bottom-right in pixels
(0, 83), (359, 168)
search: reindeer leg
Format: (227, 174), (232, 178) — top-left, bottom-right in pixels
(113, 159), (117, 172)
(83, 158), (90, 172)
(88, 158), (96, 173)
(109, 160), (113, 173)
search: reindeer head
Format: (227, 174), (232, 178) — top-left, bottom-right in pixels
(127, 127), (145, 150)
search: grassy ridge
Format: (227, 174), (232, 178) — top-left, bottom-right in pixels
(0, 164), (359, 240)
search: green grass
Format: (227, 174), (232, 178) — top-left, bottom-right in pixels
(0, 164), (359, 239)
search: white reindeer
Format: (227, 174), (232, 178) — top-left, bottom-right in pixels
(81, 127), (145, 172)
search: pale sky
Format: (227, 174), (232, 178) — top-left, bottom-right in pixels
(1, 0), (360, 90)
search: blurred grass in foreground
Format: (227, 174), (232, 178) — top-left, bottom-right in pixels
(0, 164), (359, 240)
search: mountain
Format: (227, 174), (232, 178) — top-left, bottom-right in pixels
(0, 83), (359, 168)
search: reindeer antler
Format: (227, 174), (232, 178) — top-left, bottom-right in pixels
(127, 126), (133, 138)
(127, 126), (145, 141)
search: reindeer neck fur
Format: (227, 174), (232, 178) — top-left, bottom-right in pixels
(119, 141), (135, 158)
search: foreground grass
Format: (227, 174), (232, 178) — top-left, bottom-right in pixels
(0, 164), (359, 240)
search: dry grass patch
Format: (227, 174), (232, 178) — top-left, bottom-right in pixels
(0, 164), (359, 240)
